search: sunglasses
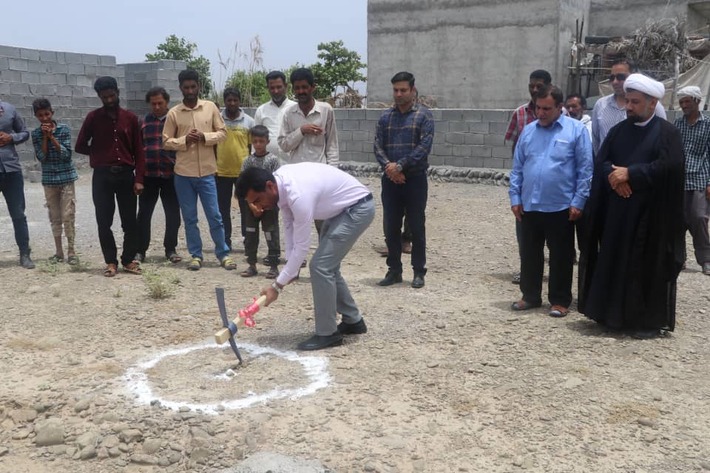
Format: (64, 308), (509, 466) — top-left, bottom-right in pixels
(608, 74), (628, 82)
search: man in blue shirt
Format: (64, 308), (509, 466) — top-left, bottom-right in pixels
(0, 100), (34, 269)
(509, 85), (592, 317)
(374, 71), (434, 289)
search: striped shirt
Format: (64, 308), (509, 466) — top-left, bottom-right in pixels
(241, 152), (281, 174)
(505, 102), (536, 143)
(374, 103), (434, 176)
(31, 123), (78, 186)
(674, 113), (710, 190)
(141, 113), (176, 178)
(591, 94), (667, 155)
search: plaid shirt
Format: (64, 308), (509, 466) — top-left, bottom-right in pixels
(505, 102), (536, 143)
(674, 113), (710, 190)
(142, 113), (176, 178)
(374, 103), (434, 176)
(31, 123), (78, 186)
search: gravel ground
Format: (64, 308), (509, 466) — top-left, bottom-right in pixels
(0, 171), (709, 473)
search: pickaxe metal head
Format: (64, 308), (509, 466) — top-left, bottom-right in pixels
(215, 287), (243, 364)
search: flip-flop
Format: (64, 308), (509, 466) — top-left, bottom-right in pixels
(48, 255), (64, 264)
(103, 264), (117, 277)
(240, 266), (258, 278)
(67, 255), (80, 265)
(122, 261), (142, 275)
(167, 252), (182, 263)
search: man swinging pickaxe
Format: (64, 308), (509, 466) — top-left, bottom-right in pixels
(214, 287), (267, 363)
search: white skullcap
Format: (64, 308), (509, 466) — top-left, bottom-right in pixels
(623, 74), (665, 100)
(677, 86), (703, 101)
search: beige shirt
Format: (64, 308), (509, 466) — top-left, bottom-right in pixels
(254, 98), (296, 163)
(278, 101), (339, 166)
(163, 100), (226, 177)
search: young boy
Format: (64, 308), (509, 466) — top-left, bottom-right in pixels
(31, 98), (79, 264)
(239, 125), (281, 278)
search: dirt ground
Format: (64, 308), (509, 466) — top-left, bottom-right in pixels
(1, 172), (709, 473)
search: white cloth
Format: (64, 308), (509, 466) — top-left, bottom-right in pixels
(677, 86), (703, 101)
(624, 74), (665, 99)
(580, 114), (593, 140)
(254, 98), (296, 163)
(278, 101), (339, 166)
(591, 95), (667, 154)
(274, 162), (370, 286)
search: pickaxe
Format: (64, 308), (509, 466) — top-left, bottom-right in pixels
(214, 287), (267, 363)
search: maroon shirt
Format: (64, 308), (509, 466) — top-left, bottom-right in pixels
(75, 106), (145, 183)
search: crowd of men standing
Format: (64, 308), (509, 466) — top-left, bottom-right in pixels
(1, 58), (707, 347)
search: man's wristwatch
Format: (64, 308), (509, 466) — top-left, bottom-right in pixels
(271, 282), (283, 294)
(395, 163), (403, 173)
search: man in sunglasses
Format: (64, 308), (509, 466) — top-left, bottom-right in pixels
(591, 59), (667, 156)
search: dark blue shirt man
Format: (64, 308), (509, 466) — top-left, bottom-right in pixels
(374, 71), (434, 289)
(0, 100), (34, 268)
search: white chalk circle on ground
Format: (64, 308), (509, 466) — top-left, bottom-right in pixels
(124, 341), (331, 415)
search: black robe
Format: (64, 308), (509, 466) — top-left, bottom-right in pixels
(578, 116), (685, 331)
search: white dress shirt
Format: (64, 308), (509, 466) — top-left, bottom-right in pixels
(254, 98), (295, 162)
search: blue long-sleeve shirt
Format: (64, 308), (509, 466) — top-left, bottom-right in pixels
(374, 103), (434, 176)
(509, 114), (593, 212)
(0, 101), (30, 173)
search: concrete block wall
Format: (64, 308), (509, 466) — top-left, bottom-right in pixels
(0, 44), (185, 164)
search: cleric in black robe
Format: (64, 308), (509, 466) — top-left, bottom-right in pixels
(578, 74), (685, 338)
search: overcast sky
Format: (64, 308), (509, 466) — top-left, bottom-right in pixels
(1, 0), (367, 90)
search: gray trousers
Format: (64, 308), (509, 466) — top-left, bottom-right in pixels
(310, 199), (375, 335)
(684, 190), (710, 265)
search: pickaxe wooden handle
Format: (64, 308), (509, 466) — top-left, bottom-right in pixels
(214, 295), (267, 345)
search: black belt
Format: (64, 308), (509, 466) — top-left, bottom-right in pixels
(351, 193), (373, 207)
(107, 165), (134, 174)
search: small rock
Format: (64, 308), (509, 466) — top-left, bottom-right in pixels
(167, 452), (182, 464)
(190, 447), (211, 464)
(699, 461), (710, 470)
(102, 435), (119, 449)
(74, 399), (91, 413)
(119, 429), (143, 443)
(10, 409), (38, 423)
(12, 429), (31, 440)
(131, 453), (157, 465)
(79, 445), (96, 460)
(108, 447), (121, 458)
(0, 446), (9, 457)
(638, 418), (656, 428)
(75, 432), (100, 449)
(34, 419), (65, 447)
(97, 447), (109, 459)
(142, 438), (162, 455)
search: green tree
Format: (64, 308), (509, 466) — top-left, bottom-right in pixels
(309, 40), (366, 100)
(225, 70), (270, 107)
(146, 35), (213, 97)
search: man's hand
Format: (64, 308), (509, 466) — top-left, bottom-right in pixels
(706, 185), (710, 201)
(0, 132), (11, 146)
(385, 162), (406, 184)
(248, 202), (263, 217)
(608, 164), (629, 189)
(260, 285), (279, 306)
(613, 182), (632, 198)
(186, 129), (203, 144)
(569, 207), (582, 221)
(511, 204), (524, 222)
(41, 123), (53, 137)
(300, 124), (323, 135)
(133, 182), (144, 196)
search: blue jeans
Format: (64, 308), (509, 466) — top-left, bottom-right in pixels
(0, 171), (30, 254)
(174, 174), (229, 261)
(311, 198), (375, 335)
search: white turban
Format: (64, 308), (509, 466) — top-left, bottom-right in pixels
(677, 86), (703, 101)
(623, 74), (665, 100)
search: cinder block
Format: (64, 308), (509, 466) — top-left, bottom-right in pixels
(463, 156), (485, 168)
(465, 134), (485, 145)
(0, 69), (22, 82)
(76, 76), (92, 88)
(57, 85), (73, 97)
(448, 121), (468, 133)
(340, 120), (359, 131)
(470, 145), (492, 158)
(338, 130), (353, 141)
(352, 130), (369, 142)
(366, 109), (382, 120)
(55, 52), (66, 64)
(483, 157), (507, 169)
(67, 63), (85, 75)
(489, 122), (509, 134)
(33, 84), (58, 96)
(453, 145), (473, 157)
(47, 63), (68, 74)
(0, 45), (22, 58)
(445, 156), (465, 167)
(492, 146), (512, 158)
(433, 144), (453, 156)
(358, 119), (376, 131)
(9, 58), (29, 71)
(65, 52), (83, 64)
(462, 110), (483, 121)
(84, 65), (97, 76)
(40, 50), (57, 62)
(10, 83), (30, 95)
(429, 109), (443, 121)
(0, 57), (9, 70)
(468, 122), (489, 134)
(19, 48), (40, 61)
(82, 54), (99, 65)
(428, 155), (445, 166)
(0, 82), (9, 95)
(442, 109), (463, 121)
(28, 61), (48, 73)
(485, 135), (505, 146)
(99, 55), (116, 66)
(482, 110), (511, 122)
(445, 132), (465, 145)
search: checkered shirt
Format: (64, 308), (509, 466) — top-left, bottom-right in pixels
(505, 102), (536, 143)
(674, 113), (710, 190)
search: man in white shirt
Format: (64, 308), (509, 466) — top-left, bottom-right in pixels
(236, 163), (375, 350)
(565, 93), (592, 139)
(254, 71), (295, 163)
(278, 68), (339, 166)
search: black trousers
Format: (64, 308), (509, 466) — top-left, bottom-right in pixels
(92, 166), (139, 266)
(216, 176), (241, 249)
(381, 173), (427, 274)
(520, 210), (575, 307)
(137, 176), (182, 257)
(239, 198), (280, 265)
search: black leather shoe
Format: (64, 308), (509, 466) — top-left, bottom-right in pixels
(377, 271), (403, 286)
(338, 318), (367, 335)
(297, 332), (344, 351)
(630, 329), (662, 340)
(20, 254), (35, 269)
(411, 273), (425, 289)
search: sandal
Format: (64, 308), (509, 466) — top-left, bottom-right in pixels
(48, 255), (64, 264)
(122, 260), (142, 275)
(240, 266), (258, 278)
(549, 305), (570, 318)
(167, 252), (182, 264)
(265, 266), (279, 279)
(67, 255), (79, 265)
(103, 263), (118, 277)
(511, 299), (542, 311)
(221, 256), (237, 271)
(187, 257), (202, 271)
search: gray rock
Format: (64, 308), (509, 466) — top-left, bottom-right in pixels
(638, 418), (657, 428)
(75, 431), (100, 449)
(108, 447), (122, 458)
(131, 453), (158, 465)
(191, 447), (211, 464)
(97, 447), (109, 460)
(221, 451), (329, 473)
(74, 399), (91, 413)
(102, 435), (119, 449)
(119, 428), (143, 443)
(142, 438), (162, 455)
(79, 445), (97, 460)
(10, 409), (38, 423)
(0, 446), (8, 457)
(167, 451), (182, 464)
(34, 419), (65, 447)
